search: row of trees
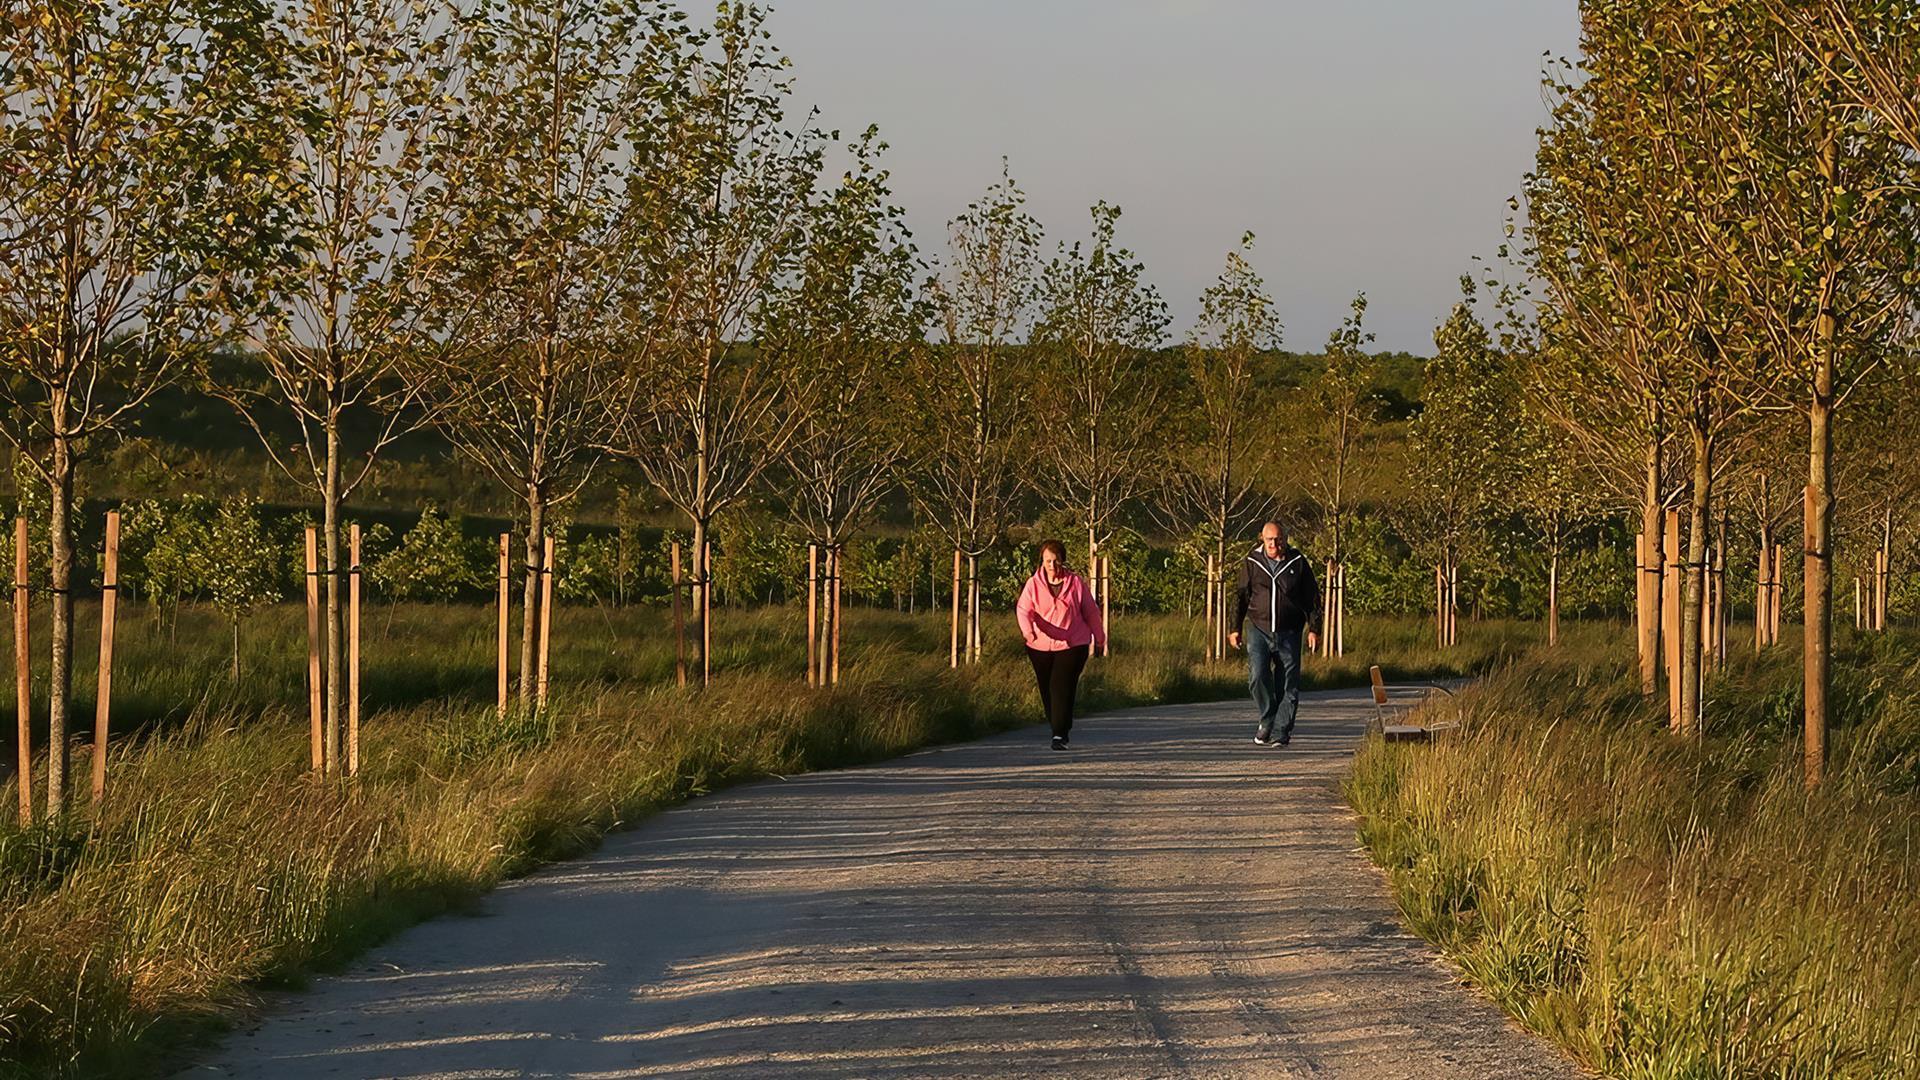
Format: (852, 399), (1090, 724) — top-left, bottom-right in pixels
(13, 0), (1919, 805)
(1516, 0), (1920, 783)
(3, 0), (1433, 804)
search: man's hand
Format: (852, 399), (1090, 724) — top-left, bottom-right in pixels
(1227, 631), (1242, 650)
(1307, 630), (1320, 653)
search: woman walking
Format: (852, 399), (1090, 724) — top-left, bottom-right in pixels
(1016, 539), (1106, 751)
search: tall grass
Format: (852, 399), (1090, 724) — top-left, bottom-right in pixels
(1349, 622), (1920, 1078)
(0, 601), (1533, 1077)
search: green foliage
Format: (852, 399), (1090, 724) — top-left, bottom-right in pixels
(1166, 233), (1281, 546)
(368, 506), (487, 602)
(1400, 279), (1513, 571)
(1030, 202), (1171, 546)
(1304, 292), (1379, 560)
(767, 127), (926, 551)
(204, 500), (288, 622)
(117, 497), (294, 610)
(710, 513), (802, 607)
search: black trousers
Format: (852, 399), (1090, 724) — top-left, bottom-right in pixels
(1026, 644), (1090, 739)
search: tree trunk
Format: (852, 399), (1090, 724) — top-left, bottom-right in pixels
(46, 422), (73, 815)
(520, 487), (545, 710)
(1805, 114), (1840, 788)
(1679, 426), (1711, 737)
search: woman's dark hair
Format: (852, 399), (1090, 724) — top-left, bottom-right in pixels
(1037, 539), (1069, 571)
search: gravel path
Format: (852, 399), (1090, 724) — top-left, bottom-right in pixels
(184, 686), (1585, 1079)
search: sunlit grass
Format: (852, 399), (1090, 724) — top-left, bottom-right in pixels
(1350, 622), (1920, 1079)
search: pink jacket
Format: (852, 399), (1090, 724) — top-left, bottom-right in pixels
(1016, 570), (1107, 652)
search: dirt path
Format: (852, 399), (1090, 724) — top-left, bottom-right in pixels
(184, 687), (1584, 1079)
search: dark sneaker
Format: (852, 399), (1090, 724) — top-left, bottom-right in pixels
(1278, 732), (1292, 747)
(1254, 730), (1274, 746)
(1051, 736), (1067, 752)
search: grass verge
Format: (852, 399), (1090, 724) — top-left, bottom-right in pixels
(1349, 622), (1920, 1079)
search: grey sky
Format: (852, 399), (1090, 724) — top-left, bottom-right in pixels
(765, 1), (1579, 355)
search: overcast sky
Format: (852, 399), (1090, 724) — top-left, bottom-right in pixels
(764, 1), (1580, 355)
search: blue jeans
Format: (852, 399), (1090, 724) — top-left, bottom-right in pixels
(1247, 624), (1302, 738)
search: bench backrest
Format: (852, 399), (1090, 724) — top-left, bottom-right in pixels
(1369, 665), (1389, 707)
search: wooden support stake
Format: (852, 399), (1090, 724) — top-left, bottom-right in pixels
(1428, 564), (1443, 645)
(1218, 562), (1230, 659)
(1855, 576), (1863, 630)
(672, 541), (686, 688)
(1549, 552), (1562, 648)
(1204, 553), (1215, 662)
(1448, 562), (1459, 647)
(1873, 507), (1889, 626)
(702, 538), (710, 680)
(1663, 509), (1682, 731)
(1755, 535), (1770, 650)
(1336, 564), (1347, 658)
(537, 533), (555, 709)
(1714, 517), (1729, 667)
(348, 524), (362, 776)
(1635, 531), (1650, 671)
(1098, 554), (1111, 657)
(304, 526), (323, 773)
(14, 517), (31, 826)
(497, 534), (510, 716)
(830, 545), (843, 685)
(1774, 541), (1789, 641)
(1322, 560), (1334, 657)
(1875, 547), (1889, 631)
(1704, 545), (1720, 657)
(806, 543), (818, 686)
(92, 511), (118, 804)
(969, 556), (981, 664)
(949, 549), (962, 668)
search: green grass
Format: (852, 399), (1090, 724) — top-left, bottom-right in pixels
(0, 601), (1532, 1078)
(1349, 621), (1920, 1079)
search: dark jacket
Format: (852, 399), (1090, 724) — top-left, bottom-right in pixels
(1232, 545), (1320, 635)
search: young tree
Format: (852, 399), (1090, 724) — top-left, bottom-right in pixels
(1510, 343), (1599, 647)
(1160, 234), (1280, 657)
(621, 3), (823, 683)
(1303, 293), (1377, 571)
(409, 0), (674, 708)
(0, 0), (284, 810)
(911, 164), (1042, 665)
(204, 500), (286, 681)
(1524, 46), (1683, 694)
(1400, 279), (1511, 647)
(214, 0), (457, 771)
(1029, 202), (1171, 569)
(763, 128), (926, 682)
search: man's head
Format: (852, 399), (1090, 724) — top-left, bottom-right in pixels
(1259, 521), (1286, 559)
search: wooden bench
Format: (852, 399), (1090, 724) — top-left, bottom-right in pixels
(1369, 665), (1457, 742)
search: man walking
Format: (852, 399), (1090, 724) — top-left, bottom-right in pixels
(1228, 522), (1321, 746)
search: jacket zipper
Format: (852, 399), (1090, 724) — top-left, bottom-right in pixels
(1247, 551), (1304, 631)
